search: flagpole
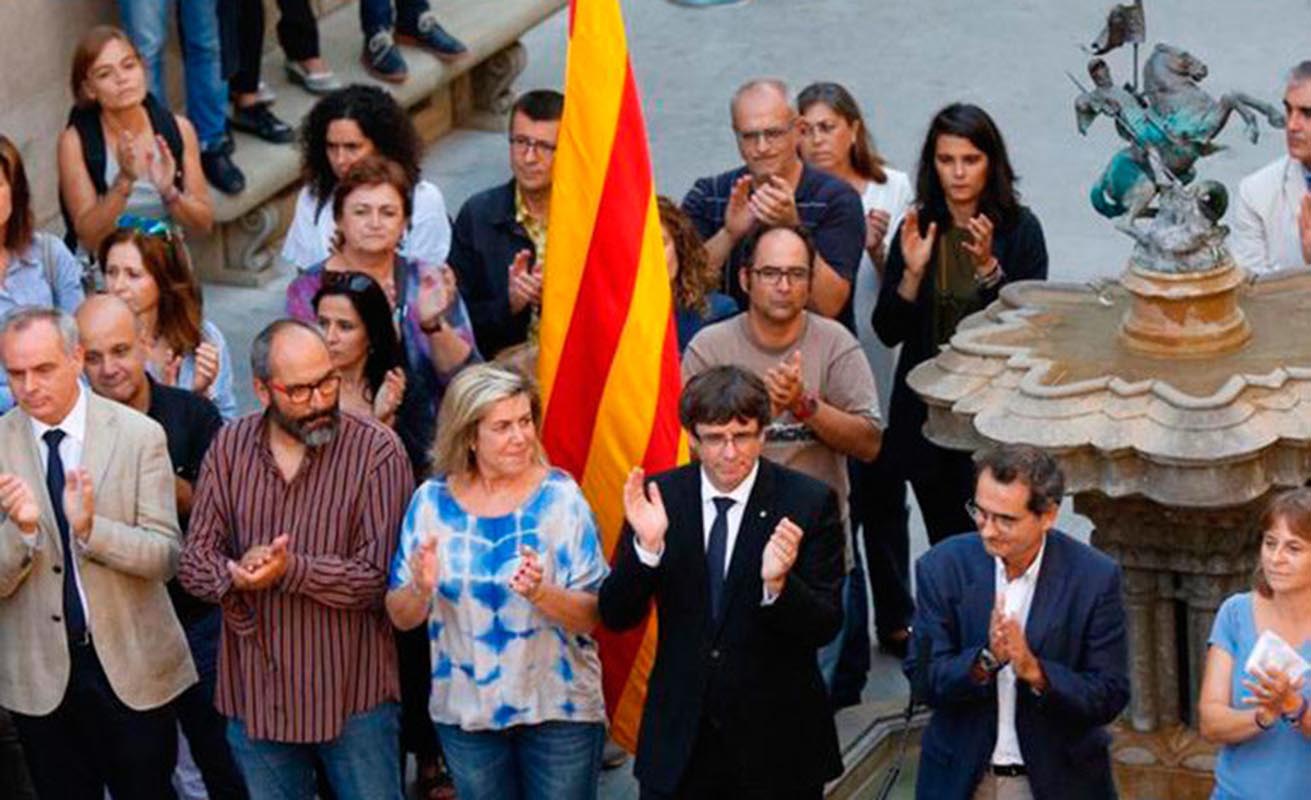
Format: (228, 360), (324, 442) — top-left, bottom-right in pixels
(1132, 42), (1139, 92)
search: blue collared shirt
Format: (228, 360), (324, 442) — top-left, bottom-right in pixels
(0, 233), (86, 412)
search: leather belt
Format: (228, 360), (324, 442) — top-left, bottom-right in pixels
(990, 763), (1027, 777)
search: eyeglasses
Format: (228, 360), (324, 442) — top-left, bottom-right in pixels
(750, 266), (811, 285)
(964, 500), (1026, 534)
(696, 431), (762, 451)
(269, 373), (342, 404)
(734, 122), (793, 147)
(509, 135), (557, 155)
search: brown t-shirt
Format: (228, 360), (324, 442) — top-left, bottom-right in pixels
(683, 313), (882, 563)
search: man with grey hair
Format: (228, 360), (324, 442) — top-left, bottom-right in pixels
(682, 77), (866, 331)
(0, 305), (194, 798)
(179, 318), (414, 798)
(1232, 61), (1311, 273)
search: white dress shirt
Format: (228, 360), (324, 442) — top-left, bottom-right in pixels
(990, 537), (1047, 767)
(633, 462), (777, 604)
(23, 386), (90, 622)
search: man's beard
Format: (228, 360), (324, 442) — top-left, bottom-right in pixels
(271, 402), (340, 447)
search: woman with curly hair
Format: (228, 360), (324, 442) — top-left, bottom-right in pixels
(100, 219), (239, 419)
(281, 83), (451, 272)
(658, 196), (737, 352)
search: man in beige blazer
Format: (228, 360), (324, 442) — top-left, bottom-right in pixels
(0, 306), (195, 799)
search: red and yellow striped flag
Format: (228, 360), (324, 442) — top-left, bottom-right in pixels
(538, 0), (688, 751)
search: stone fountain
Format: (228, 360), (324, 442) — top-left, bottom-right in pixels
(907, 5), (1298, 798)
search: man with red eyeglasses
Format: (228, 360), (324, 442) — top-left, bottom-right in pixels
(179, 319), (413, 799)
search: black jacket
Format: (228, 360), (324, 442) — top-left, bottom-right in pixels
(872, 207), (1047, 479)
(447, 179), (536, 358)
(598, 459), (845, 796)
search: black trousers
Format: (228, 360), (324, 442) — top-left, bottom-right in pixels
(229, 0), (320, 93)
(850, 453), (915, 641)
(0, 709), (36, 800)
(11, 641), (178, 800)
(908, 443), (976, 546)
(638, 720), (823, 800)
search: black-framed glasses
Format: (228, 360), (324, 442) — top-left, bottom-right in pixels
(750, 266), (811, 285)
(964, 500), (1025, 533)
(509, 135), (557, 155)
(695, 431), (762, 451)
(269, 373), (342, 404)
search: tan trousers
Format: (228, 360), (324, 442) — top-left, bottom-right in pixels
(972, 772), (1035, 800)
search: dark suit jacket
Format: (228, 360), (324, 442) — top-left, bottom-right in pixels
(906, 531), (1129, 800)
(447, 179), (535, 358)
(599, 459), (845, 796)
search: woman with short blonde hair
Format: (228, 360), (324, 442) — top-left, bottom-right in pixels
(387, 364), (608, 800)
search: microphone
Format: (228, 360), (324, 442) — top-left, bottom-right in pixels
(875, 630), (932, 800)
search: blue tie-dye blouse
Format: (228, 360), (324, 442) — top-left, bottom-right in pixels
(390, 468), (609, 731)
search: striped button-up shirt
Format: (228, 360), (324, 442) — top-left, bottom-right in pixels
(178, 410), (414, 743)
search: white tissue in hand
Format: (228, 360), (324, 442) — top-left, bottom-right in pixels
(1244, 629), (1311, 680)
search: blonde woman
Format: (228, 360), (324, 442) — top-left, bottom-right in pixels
(386, 364), (607, 800)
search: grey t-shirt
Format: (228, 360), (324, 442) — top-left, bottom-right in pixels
(683, 312), (882, 566)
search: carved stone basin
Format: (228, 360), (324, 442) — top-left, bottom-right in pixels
(907, 263), (1311, 798)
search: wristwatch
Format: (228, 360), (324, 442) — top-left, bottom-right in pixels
(977, 647), (1006, 676)
(792, 389), (819, 422)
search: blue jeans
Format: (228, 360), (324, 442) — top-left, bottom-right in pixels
(225, 703), (402, 800)
(818, 564), (870, 705)
(436, 721), (605, 800)
(359, 0), (431, 36)
(116, 0), (228, 149)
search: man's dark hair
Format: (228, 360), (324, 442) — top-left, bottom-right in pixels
(1288, 60), (1311, 87)
(298, 84), (423, 213)
(973, 444), (1065, 515)
(251, 318), (324, 383)
(679, 366), (772, 433)
(511, 89), (564, 123)
(742, 224), (816, 271)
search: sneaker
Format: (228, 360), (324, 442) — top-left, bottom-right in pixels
(396, 11), (468, 60)
(362, 30), (408, 83)
(201, 148), (246, 195)
(284, 61), (343, 96)
(230, 102), (295, 145)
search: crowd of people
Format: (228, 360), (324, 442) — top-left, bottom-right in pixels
(0, 13), (1310, 800)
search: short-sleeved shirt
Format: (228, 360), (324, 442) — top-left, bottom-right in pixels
(1208, 592), (1311, 800)
(280, 180), (452, 272)
(681, 164), (866, 331)
(390, 468), (609, 732)
(0, 233), (86, 412)
(682, 312), (882, 537)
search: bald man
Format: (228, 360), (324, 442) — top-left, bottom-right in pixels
(681, 78), (865, 331)
(76, 296), (242, 798)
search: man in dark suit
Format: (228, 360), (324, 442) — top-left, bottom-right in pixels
(599, 365), (845, 799)
(907, 444), (1130, 800)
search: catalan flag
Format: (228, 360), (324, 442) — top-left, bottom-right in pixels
(538, 0), (688, 751)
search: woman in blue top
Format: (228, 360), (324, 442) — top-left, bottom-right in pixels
(1199, 488), (1311, 799)
(100, 221), (238, 419)
(387, 364), (607, 800)
(658, 196), (737, 353)
(0, 136), (86, 412)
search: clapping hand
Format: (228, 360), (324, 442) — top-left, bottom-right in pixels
(228, 533), (290, 591)
(507, 250), (542, 314)
(748, 176), (801, 227)
(145, 134), (177, 195)
(960, 213), (996, 273)
(1242, 665), (1305, 727)
(408, 533), (440, 597)
(191, 342), (220, 396)
(1298, 194), (1311, 265)
(373, 367), (406, 424)
(865, 208), (892, 262)
(509, 545), (546, 602)
(418, 264), (458, 332)
(622, 467), (668, 554)
(724, 174), (756, 240)
(63, 467), (95, 541)
(764, 350), (804, 418)
(899, 206), (938, 282)
(0, 474), (40, 534)
(761, 516), (804, 594)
